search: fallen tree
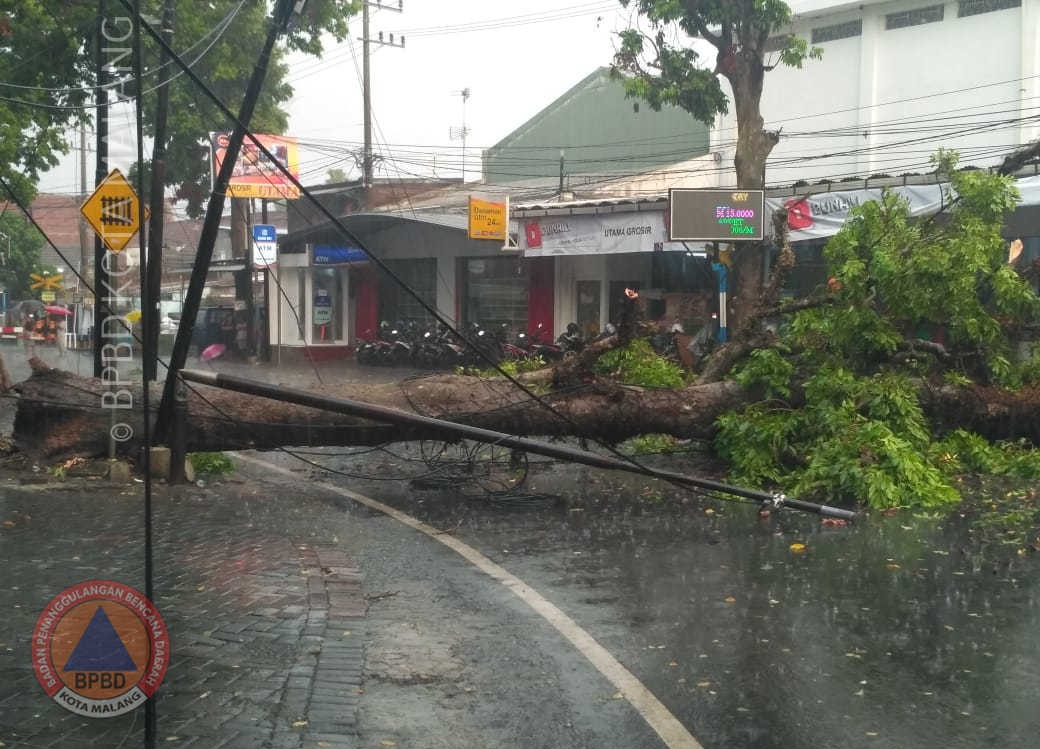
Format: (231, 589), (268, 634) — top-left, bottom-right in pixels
(10, 357), (751, 460)
(7, 155), (1040, 511)
(10, 356), (1040, 463)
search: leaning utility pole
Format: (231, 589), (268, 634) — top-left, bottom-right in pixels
(360, 0), (404, 192)
(154, 0), (303, 438)
(78, 122), (90, 289)
(92, 0), (110, 378)
(144, 0), (174, 381)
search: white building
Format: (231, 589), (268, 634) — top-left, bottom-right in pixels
(711, 0), (1040, 186)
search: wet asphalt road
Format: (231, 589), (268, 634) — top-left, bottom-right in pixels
(5, 347), (1040, 748)
(244, 442), (1040, 749)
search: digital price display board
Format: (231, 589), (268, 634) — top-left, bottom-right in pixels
(668, 188), (766, 242)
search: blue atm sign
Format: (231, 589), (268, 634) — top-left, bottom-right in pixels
(252, 224), (278, 268)
(313, 244), (368, 265)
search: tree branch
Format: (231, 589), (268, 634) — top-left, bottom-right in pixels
(697, 208), (796, 383)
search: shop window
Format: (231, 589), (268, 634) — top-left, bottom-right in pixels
(460, 255), (528, 331)
(311, 267), (343, 343)
(378, 258), (437, 325)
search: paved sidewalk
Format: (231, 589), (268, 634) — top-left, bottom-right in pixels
(0, 465), (368, 749)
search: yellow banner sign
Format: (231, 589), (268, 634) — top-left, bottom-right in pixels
(468, 197), (508, 241)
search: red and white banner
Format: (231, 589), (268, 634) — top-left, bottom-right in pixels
(521, 212), (687, 257)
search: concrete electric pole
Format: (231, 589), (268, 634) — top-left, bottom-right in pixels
(360, 1), (404, 192)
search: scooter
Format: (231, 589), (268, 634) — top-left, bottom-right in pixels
(527, 323), (565, 361)
(356, 322), (393, 365)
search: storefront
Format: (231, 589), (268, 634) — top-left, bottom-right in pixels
(515, 199), (716, 336)
(272, 212), (531, 359)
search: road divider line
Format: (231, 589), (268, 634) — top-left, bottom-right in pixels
(239, 453), (704, 749)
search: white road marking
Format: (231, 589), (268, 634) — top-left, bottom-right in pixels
(238, 453), (704, 749)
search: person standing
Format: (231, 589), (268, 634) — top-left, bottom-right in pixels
(55, 315), (66, 357)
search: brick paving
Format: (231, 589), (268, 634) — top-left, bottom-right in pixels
(0, 470), (368, 749)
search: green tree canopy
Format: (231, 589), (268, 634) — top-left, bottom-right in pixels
(0, 1), (357, 212)
(613, 0), (820, 188)
(715, 157), (1040, 509)
(0, 210), (48, 300)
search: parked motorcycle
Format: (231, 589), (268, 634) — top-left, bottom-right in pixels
(356, 322), (393, 365)
(527, 323), (565, 361)
(383, 320), (418, 366)
(556, 322), (585, 355)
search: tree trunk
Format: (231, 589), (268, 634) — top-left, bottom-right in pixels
(11, 359), (749, 461)
(725, 54), (781, 332)
(11, 359), (1040, 463)
(698, 208), (795, 384)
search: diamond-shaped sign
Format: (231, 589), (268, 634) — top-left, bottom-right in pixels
(80, 168), (150, 253)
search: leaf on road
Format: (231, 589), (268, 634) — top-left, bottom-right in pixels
(789, 542), (807, 553)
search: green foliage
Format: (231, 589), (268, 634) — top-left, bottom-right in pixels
(0, 2), (95, 200)
(595, 339), (686, 388)
(714, 151), (1040, 509)
(326, 168), (349, 184)
(798, 166), (1039, 385)
(0, 1), (358, 209)
(733, 348), (794, 398)
(716, 367), (960, 509)
(190, 452), (235, 477)
(0, 212), (47, 299)
(614, 1), (819, 127)
(622, 433), (684, 455)
(457, 356), (547, 378)
(933, 431), (1040, 479)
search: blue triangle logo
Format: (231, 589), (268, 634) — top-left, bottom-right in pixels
(63, 606), (138, 672)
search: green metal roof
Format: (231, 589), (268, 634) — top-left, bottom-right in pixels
(483, 68), (710, 186)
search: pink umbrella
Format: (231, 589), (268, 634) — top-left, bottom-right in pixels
(44, 305), (72, 316)
(200, 343), (226, 361)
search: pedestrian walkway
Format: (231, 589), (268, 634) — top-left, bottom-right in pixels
(0, 463), (368, 749)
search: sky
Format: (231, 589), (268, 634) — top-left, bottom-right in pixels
(284, 0), (630, 186)
(38, 0), (634, 195)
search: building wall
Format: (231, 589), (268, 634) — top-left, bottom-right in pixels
(713, 0), (1037, 186)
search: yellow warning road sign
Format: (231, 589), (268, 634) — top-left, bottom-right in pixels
(30, 272), (64, 291)
(80, 169), (149, 253)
